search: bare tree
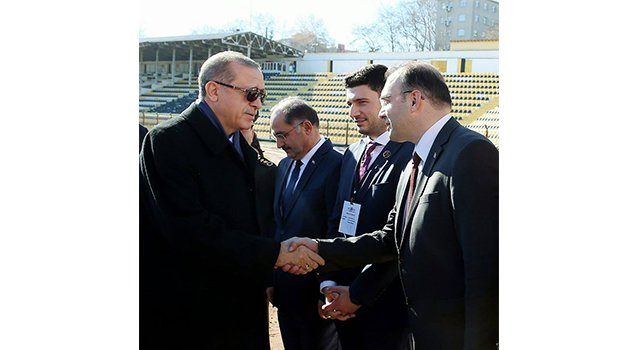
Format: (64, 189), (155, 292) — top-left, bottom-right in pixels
(349, 0), (439, 52)
(377, 5), (404, 52)
(190, 18), (270, 37)
(351, 25), (382, 52)
(251, 14), (276, 39)
(399, 0), (437, 51)
(222, 18), (249, 33)
(191, 24), (226, 35)
(283, 14), (334, 53)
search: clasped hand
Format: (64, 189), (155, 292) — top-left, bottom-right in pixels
(275, 237), (324, 274)
(320, 285), (359, 320)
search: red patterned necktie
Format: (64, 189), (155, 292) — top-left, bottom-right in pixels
(404, 153), (422, 221)
(358, 141), (379, 181)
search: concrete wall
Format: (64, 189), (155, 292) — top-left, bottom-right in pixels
(296, 50), (499, 75)
(140, 50), (499, 76)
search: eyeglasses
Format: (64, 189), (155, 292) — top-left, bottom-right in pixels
(271, 121), (304, 141)
(212, 80), (267, 103)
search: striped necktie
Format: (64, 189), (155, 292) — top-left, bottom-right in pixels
(404, 153), (422, 222)
(281, 159), (302, 216)
(358, 141), (379, 181)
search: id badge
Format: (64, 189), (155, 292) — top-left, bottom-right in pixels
(338, 201), (361, 236)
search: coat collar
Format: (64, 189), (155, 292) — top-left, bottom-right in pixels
(279, 138), (334, 219)
(181, 102), (257, 172)
(398, 117), (461, 245)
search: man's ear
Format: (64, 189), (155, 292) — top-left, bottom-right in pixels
(205, 81), (218, 102)
(302, 120), (314, 134)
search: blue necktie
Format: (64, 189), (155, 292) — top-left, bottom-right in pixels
(282, 160), (302, 216)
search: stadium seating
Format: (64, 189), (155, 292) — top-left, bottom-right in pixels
(465, 106), (500, 148)
(139, 78), (198, 112)
(139, 72), (500, 148)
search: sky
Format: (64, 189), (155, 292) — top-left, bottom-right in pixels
(139, 0), (399, 50)
(4, 2), (630, 349)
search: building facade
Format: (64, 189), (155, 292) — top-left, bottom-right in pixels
(435, 0), (499, 50)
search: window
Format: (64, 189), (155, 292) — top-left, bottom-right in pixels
(475, 0), (480, 7)
(459, 0), (467, 6)
(457, 29), (465, 36)
(483, 17), (487, 24)
(459, 14), (466, 22)
(475, 15), (479, 22)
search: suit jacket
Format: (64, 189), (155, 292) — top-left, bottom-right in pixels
(324, 139), (414, 330)
(318, 118), (499, 349)
(272, 138), (342, 312)
(139, 124), (148, 153)
(254, 155), (278, 238)
(140, 101), (279, 349)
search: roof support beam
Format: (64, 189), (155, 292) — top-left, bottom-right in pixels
(188, 47), (193, 86)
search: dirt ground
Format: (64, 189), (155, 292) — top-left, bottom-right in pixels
(268, 303), (284, 350)
(261, 142), (286, 349)
(259, 140), (286, 165)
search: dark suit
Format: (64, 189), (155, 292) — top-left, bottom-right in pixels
(318, 118), (499, 349)
(254, 155), (278, 238)
(139, 124), (148, 153)
(140, 102), (280, 349)
(272, 138), (342, 350)
(323, 138), (414, 350)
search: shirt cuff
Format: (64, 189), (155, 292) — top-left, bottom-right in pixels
(319, 280), (337, 294)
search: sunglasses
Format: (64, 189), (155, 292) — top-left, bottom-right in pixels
(212, 80), (267, 103)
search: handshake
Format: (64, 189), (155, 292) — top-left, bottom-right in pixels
(274, 237), (324, 275)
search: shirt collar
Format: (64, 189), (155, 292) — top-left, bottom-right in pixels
(363, 130), (390, 146)
(414, 114), (452, 163)
(298, 136), (326, 166)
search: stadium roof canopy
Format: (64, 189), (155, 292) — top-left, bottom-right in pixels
(139, 31), (303, 61)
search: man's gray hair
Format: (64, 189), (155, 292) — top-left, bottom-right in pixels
(270, 97), (319, 128)
(197, 51), (261, 99)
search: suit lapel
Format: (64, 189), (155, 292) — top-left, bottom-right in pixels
(338, 143), (362, 203)
(240, 133), (258, 173)
(182, 103), (227, 155)
(283, 139), (332, 218)
(183, 102), (251, 170)
(350, 142), (364, 183)
(394, 159), (412, 246)
(400, 118), (460, 242)
(355, 141), (402, 201)
(275, 160), (293, 219)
